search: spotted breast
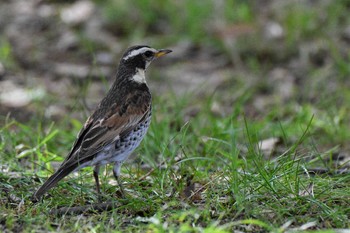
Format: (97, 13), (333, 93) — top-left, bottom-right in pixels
(87, 110), (152, 175)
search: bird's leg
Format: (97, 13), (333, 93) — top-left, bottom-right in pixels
(113, 162), (125, 198)
(93, 165), (101, 199)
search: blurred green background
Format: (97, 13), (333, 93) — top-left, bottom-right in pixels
(1, 0), (350, 147)
(1, 0), (350, 115)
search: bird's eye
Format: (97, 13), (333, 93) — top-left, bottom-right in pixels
(144, 51), (153, 58)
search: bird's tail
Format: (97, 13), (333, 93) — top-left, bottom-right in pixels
(32, 164), (77, 202)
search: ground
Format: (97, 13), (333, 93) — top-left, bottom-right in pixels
(0, 0), (350, 232)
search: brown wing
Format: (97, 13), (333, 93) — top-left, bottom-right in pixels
(63, 91), (151, 166)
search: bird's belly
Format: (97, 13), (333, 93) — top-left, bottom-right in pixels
(91, 114), (151, 166)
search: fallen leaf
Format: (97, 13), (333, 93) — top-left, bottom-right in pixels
(258, 137), (281, 158)
(60, 0), (95, 26)
(298, 182), (314, 197)
(181, 176), (204, 203)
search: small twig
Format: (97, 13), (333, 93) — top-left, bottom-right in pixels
(187, 172), (224, 200)
(138, 157), (183, 181)
(138, 161), (166, 181)
(304, 168), (349, 175)
(49, 201), (127, 215)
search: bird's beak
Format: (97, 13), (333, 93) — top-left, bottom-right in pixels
(155, 49), (172, 58)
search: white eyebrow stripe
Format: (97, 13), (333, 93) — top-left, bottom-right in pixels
(123, 47), (157, 60)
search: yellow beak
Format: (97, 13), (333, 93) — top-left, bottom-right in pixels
(155, 49), (172, 58)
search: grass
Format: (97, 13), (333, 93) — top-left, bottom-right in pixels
(1, 87), (350, 232)
(0, 37), (15, 69)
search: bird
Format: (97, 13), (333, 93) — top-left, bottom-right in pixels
(32, 45), (172, 202)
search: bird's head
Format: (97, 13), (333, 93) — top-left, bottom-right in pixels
(120, 45), (172, 70)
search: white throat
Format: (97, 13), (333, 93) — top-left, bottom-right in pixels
(132, 68), (146, 83)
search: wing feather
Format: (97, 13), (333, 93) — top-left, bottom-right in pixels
(62, 91), (151, 167)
